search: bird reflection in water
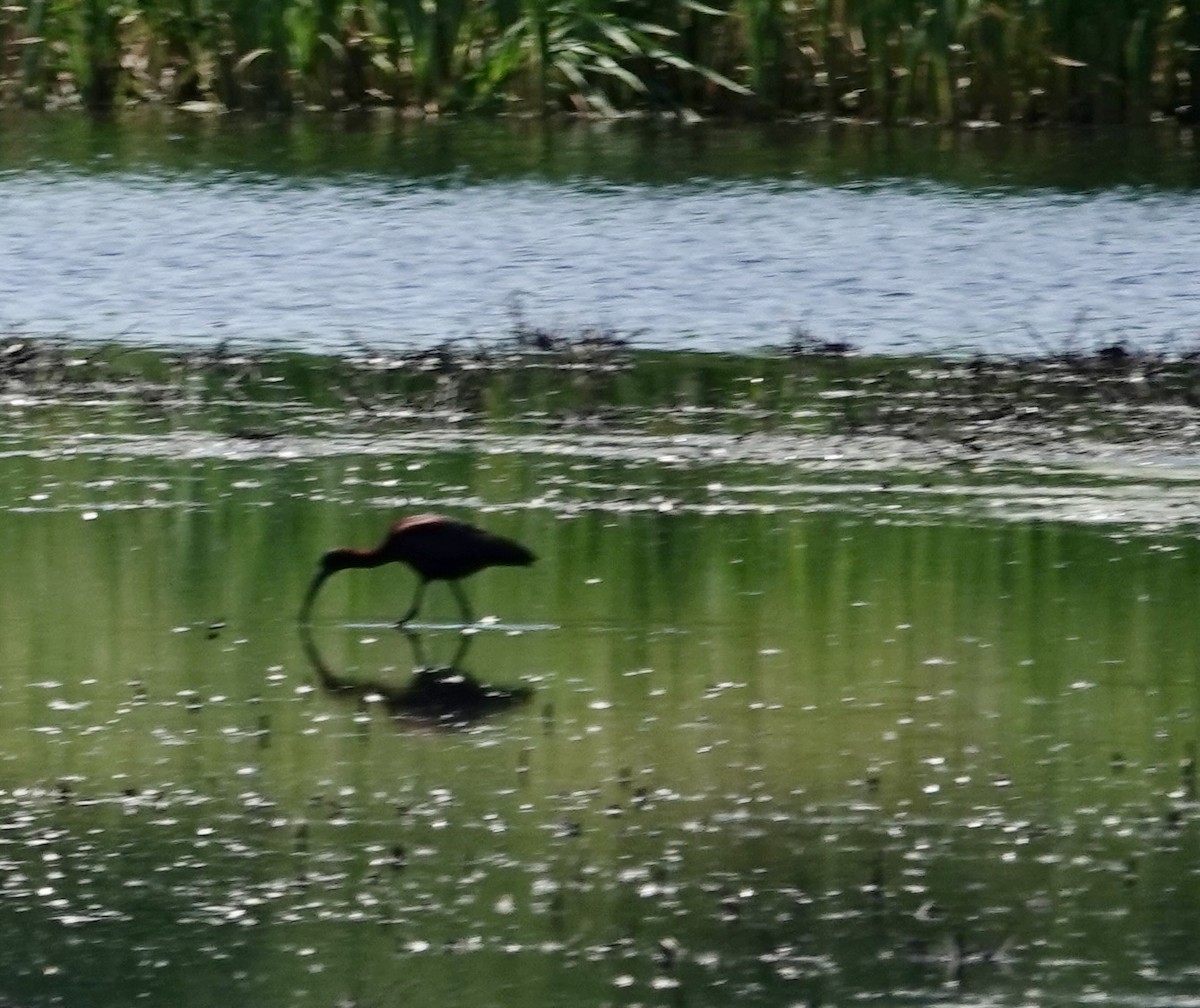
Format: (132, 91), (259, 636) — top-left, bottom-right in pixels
(299, 623), (532, 727)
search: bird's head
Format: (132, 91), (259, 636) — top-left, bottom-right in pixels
(299, 549), (362, 624)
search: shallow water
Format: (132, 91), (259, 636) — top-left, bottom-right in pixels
(1, 113), (1198, 354)
(3, 360), (1200, 1006)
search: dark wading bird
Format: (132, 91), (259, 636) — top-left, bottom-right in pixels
(299, 514), (535, 626)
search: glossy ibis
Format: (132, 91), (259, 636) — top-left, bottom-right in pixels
(300, 514), (535, 626)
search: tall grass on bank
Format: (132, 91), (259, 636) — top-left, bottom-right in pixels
(0, 0), (1194, 122)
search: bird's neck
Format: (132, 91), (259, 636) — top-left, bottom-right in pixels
(330, 547), (388, 571)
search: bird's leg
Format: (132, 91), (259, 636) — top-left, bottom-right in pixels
(450, 581), (475, 627)
(397, 578), (427, 626)
(400, 626), (429, 669)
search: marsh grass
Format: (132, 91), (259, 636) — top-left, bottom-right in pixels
(7, 327), (1200, 451)
(0, 0), (1192, 121)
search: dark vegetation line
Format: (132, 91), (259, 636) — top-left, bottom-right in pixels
(0, 1), (1196, 124)
(6, 326), (1200, 449)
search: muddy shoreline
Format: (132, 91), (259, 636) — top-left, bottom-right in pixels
(6, 332), (1200, 446)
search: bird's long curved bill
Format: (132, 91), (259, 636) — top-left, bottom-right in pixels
(299, 569), (331, 625)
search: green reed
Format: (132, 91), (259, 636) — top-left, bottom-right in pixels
(1, 0), (48, 105)
(69, 0), (122, 109)
(0, 0), (1193, 121)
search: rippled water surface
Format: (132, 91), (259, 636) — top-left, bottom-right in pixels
(1, 113), (1198, 353)
(3, 352), (1200, 1006)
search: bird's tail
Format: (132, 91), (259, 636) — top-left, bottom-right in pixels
(491, 535), (536, 567)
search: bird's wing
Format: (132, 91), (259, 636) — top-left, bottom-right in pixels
(392, 513), (450, 535)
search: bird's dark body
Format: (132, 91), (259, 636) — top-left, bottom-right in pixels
(300, 514), (534, 625)
(376, 515), (534, 582)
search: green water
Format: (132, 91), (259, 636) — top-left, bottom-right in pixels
(2, 351), (1200, 1005)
